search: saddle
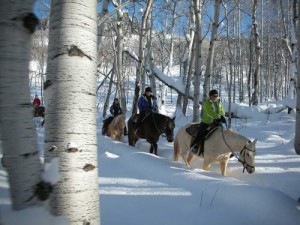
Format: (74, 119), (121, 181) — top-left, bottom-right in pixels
(186, 123), (220, 156)
(186, 124), (200, 137)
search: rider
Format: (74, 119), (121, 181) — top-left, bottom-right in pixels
(102, 98), (123, 135)
(33, 95), (41, 108)
(32, 95), (41, 117)
(190, 89), (226, 155)
(136, 86), (157, 128)
(110, 98), (123, 117)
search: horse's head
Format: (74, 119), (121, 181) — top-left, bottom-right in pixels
(164, 116), (176, 142)
(239, 138), (257, 174)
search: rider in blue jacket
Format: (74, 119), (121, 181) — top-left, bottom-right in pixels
(136, 86), (157, 127)
(138, 87), (157, 113)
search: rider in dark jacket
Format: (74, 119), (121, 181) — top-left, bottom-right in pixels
(110, 98), (123, 117)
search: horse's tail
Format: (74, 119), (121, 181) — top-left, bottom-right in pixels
(174, 135), (180, 161)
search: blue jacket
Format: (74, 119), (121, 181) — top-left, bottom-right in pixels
(138, 95), (157, 113)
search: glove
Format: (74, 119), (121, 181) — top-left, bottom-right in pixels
(151, 95), (157, 100)
(220, 115), (226, 123)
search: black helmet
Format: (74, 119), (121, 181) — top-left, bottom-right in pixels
(209, 89), (218, 96)
(145, 87), (152, 93)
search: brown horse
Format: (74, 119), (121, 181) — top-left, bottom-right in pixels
(174, 124), (257, 176)
(128, 112), (176, 155)
(33, 106), (45, 118)
(107, 115), (126, 141)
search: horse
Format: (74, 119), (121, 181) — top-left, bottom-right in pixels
(32, 106), (45, 127)
(128, 112), (176, 155)
(174, 124), (257, 176)
(33, 106), (45, 118)
(107, 115), (126, 141)
(102, 116), (114, 135)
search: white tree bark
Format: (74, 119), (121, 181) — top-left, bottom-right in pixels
(44, 0), (100, 224)
(116, 7), (127, 113)
(0, 0), (43, 210)
(182, 3), (195, 115)
(251, 0), (261, 106)
(192, 0), (202, 122)
(295, 0), (300, 155)
(202, 0), (221, 99)
(132, 0), (154, 114)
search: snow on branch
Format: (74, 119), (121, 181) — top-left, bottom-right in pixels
(123, 47), (196, 102)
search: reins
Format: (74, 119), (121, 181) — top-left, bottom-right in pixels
(220, 127), (255, 172)
(151, 113), (167, 135)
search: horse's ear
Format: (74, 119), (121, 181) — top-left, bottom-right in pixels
(253, 138), (257, 145)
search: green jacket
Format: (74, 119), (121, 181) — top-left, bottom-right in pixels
(201, 98), (225, 124)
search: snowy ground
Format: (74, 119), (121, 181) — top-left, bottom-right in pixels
(1, 101), (300, 225)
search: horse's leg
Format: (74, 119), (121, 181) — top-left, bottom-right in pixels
(173, 138), (180, 161)
(118, 134), (123, 141)
(203, 159), (211, 171)
(181, 153), (190, 167)
(186, 151), (195, 167)
(149, 144), (154, 154)
(153, 143), (158, 155)
(219, 160), (228, 176)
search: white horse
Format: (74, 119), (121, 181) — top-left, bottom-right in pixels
(174, 124), (257, 176)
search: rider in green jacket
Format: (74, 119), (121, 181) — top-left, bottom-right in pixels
(190, 89), (226, 155)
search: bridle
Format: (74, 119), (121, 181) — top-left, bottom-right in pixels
(151, 113), (173, 140)
(220, 127), (255, 173)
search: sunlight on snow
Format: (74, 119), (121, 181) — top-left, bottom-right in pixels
(99, 177), (191, 196)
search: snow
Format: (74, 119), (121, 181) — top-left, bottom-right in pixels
(1, 97), (300, 225)
(42, 158), (60, 185)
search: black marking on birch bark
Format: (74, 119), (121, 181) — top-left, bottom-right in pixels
(52, 52), (66, 59)
(83, 220), (90, 225)
(1, 157), (5, 167)
(68, 45), (92, 60)
(26, 181), (53, 202)
(23, 13), (39, 33)
(67, 147), (78, 153)
(83, 164), (96, 172)
(12, 13), (39, 34)
(43, 79), (52, 90)
(19, 103), (31, 107)
(20, 151), (38, 158)
(48, 146), (57, 152)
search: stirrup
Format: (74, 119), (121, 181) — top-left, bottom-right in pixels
(190, 145), (199, 155)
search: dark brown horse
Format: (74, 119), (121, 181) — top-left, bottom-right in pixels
(33, 106), (45, 118)
(33, 106), (45, 127)
(128, 112), (176, 155)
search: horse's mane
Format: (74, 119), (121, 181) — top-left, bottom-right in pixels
(226, 128), (238, 134)
(110, 115), (125, 127)
(154, 113), (171, 120)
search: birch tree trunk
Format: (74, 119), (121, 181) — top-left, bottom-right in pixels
(224, 2), (233, 128)
(295, 0), (300, 155)
(251, 0), (261, 106)
(132, 0), (154, 114)
(116, 7), (127, 113)
(0, 1), (43, 210)
(182, 3), (195, 115)
(193, 0), (202, 122)
(44, 0), (100, 224)
(102, 62), (116, 119)
(288, 0), (297, 100)
(146, 10), (157, 105)
(202, 0), (221, 100)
